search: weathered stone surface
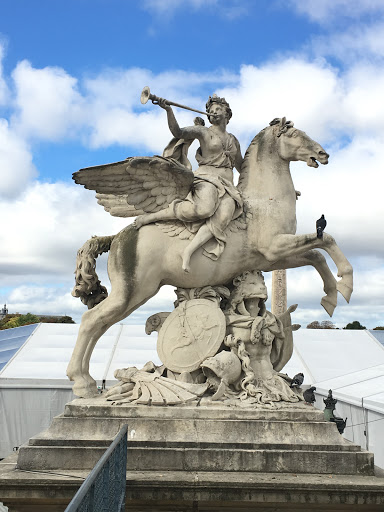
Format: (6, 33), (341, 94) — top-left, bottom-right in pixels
(14, 398), (374, 477)
(67, 110), (351, 399)
(1, 460), (384, 511)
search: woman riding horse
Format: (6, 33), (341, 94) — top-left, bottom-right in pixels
(135, 94), (244, 272)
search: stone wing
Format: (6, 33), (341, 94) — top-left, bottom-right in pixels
(73, 156), (194, 217)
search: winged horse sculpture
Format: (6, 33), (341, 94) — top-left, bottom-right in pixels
(67, 110), (353, 398)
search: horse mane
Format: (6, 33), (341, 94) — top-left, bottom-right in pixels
(238, 126), (269, 191)
(237, 118), (293, 192)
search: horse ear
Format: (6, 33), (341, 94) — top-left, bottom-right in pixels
(280, 117), (286, 127)
(269, 118), (280, 126)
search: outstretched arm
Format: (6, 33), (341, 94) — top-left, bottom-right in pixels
(158, 99), (204, 141)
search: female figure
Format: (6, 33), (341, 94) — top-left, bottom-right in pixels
(135, 94), (243, 272)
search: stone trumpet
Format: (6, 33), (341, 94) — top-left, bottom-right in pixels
(140, 86), (214, 117)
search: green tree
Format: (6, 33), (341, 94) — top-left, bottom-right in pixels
(2, 313), (40, 329)
(343, 320), (366, 330)
(373, 326), (384, 330)
(307, 321), (321, 329)
(307, 320), (336, 329)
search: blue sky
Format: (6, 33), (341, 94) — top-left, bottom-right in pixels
(0, 0), (383, 329)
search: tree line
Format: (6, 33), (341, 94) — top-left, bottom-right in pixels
(0, 313), (75, 330)
(306, 320), (384, 330)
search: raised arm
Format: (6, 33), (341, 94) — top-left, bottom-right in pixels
(158, 99), (204, 141)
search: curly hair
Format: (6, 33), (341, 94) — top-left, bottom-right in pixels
(206, 94), (232, 123)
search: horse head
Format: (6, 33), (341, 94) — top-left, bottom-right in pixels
(269, 117), (329, 168)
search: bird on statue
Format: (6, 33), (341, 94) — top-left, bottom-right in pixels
(303, 386), (317, 405)
(290, 372), (304, 388)
(316, 214), (327, 238)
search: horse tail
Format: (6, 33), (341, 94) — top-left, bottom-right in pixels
(72, 235), (115, 309)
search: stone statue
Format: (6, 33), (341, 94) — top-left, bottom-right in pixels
(106, 271), (301, 408)
(222, 270), (301, 405)
(135, 94), (244, 273)
(67, 88), (353, 398)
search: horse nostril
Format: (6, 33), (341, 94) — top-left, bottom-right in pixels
(319, 150), (329, 158)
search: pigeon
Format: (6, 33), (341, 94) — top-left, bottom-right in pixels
(303, 386), (317, 404)
(316, 214), (327, 238)
(290, 372), (304, 388)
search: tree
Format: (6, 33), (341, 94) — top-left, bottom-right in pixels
(307, 320), (336, 329)
(306, 321), (321, 329)
(0, 313), (76, 329)
(2, 313), (40, 329)
(38, 315), (75, 324)
(343, 320), (366, 330)
(373, 326), (384, 330)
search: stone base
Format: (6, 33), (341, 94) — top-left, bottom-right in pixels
(1, 396), (384, 511)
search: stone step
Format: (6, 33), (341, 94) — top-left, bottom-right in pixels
(16, 444), (374, 475)
(28, 412), (349, 447)
(127, 446), (374, 475)
(28, 437), (360, 452)
(64, 399), (325, 422)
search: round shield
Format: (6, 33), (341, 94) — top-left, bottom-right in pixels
(157, 299), (226, 373)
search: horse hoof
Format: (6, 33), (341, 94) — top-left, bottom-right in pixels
(337, 281), (353, 303)
(321, 296), (336, 317)
(72, 381), (99, 398)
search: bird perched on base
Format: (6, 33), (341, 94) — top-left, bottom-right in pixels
(303, 386), (317, 405)
(290, 372), (304, 388)
(316, 214), (327, 238)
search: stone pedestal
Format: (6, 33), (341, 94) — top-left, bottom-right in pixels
(1, 397), (384, 511)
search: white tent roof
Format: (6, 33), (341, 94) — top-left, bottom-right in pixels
(1, 325), (383, 410)
(0, 323), (159, 387)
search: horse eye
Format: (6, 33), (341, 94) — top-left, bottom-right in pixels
(291, 131), (298, 137)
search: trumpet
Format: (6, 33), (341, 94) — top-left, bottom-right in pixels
(140, 86), (215, 117)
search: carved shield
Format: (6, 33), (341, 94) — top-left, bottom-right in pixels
(157, 299), (226, 373)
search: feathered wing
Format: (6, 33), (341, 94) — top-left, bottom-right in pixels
(73, 156), (194, 217)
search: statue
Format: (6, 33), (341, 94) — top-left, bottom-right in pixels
(222, 270), (301, 405)
(105, 271), (301, 408)
(67, 87), (353, 398)
(134, 94), (243, 273)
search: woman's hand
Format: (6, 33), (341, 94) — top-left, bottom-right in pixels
(156, 98), (172, 111)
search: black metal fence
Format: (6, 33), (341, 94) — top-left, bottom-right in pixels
(65, 424), (128, 512)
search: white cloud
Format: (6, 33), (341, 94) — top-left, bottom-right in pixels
(0, 119), (36, 198)
(288, 0), (384, 22)
(0, 182), (128, 282)
(1, 55), (383, 328)
(11, 60), (84, 140)
(141, 0), (248, 19)
(311, 22), (384, 62)
(0, 43), (9, 105)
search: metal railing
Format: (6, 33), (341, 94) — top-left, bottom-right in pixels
(65, 424), (128, 512)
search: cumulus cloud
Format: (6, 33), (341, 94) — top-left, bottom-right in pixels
(0, 43), (9, 105)
(0, 119), (37, 198)
(11, 60), (84, 140)
(1, 53), (383, 328)
(0, 182), (128, 283)
(288, 0), (384, 22)
(141, 0), (248, 19)
(311, 22), (384, 62)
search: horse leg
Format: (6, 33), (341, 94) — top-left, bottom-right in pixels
(67, 279), (161, 398)
(270, 250), (338, 316)
(261, 233), (353, 303)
